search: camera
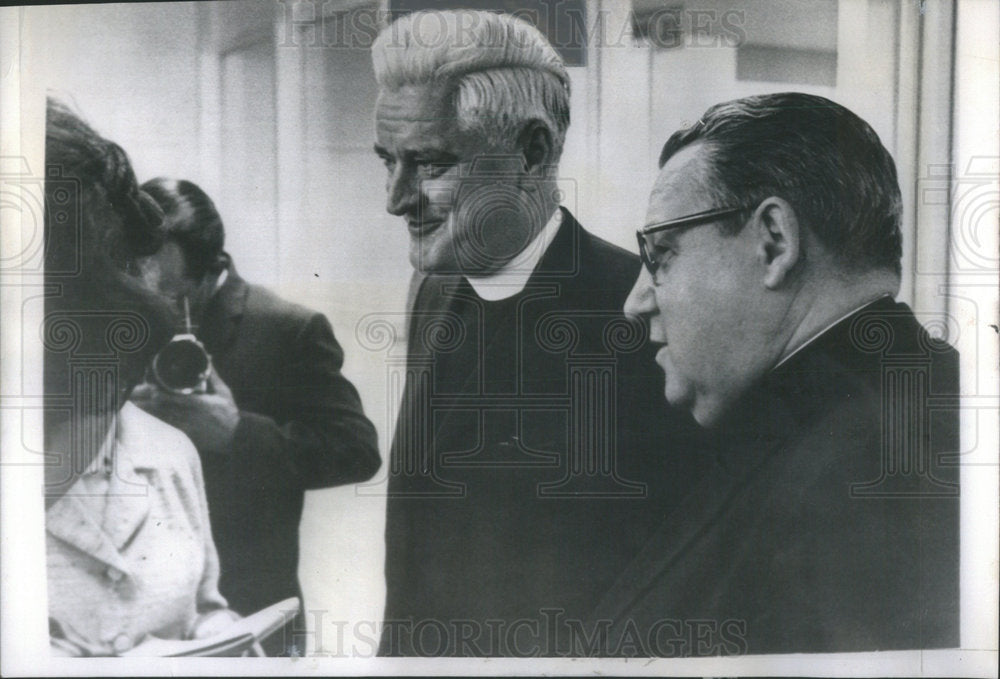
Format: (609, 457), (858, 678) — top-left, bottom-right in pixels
(3, 158), (80, 276)
(918, 156), (998, 275)
(146, 294), (213, 393)
(418, 155), (577, 275)
(149, 333), (212, 394)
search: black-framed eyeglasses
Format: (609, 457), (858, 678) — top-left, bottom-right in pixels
(636, 206), (749, 281)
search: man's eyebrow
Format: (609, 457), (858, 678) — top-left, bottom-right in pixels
(415, 150), (459, 162)
(374, 144), (390, 156)
(647, 227), (681, 248)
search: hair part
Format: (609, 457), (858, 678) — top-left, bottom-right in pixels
(141, 177), (226, 280)
(659, 92), (903, 276)
(372, 10), (571, 159)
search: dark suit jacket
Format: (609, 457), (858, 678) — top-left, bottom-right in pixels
(585, 297), (960, 656)
(380, 210), (709, 656)
(193, 261), (380, 649)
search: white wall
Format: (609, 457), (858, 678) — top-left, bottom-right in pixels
(30, 2), (204, 185)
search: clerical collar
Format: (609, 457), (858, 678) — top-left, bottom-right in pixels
(213, 267), (229, 293)
(773, 293), (894, 370)
(465, 209), (563, 301)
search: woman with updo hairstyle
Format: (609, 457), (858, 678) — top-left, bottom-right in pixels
(43, 98), (237, 656)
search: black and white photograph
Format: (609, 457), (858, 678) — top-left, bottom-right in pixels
(0, 0), (997, 675)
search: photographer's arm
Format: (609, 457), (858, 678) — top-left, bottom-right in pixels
(223, 313), (380, 490)
(133, 313), (380, 490)
(130, 376), (238, 453)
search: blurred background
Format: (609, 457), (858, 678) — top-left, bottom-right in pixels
(12, 0), (996, 657)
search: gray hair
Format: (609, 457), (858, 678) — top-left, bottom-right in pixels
(372, 10), (571, 159)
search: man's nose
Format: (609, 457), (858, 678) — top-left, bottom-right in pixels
(386, 165), (419, 217)
(623, 267), (657, 319)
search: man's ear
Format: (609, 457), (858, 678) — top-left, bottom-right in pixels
(190, 273), (218, 317)
(516, 120), (553, 175)
(208, 253), (228, 276)
(754, 197), (801, 289)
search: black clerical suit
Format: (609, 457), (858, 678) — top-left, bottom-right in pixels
(585, 297), (960, 656)
(379, 209), (708, 656)
(194, 260), (380, 654)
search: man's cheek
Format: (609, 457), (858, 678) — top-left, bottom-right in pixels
(423, 179), (457, 214)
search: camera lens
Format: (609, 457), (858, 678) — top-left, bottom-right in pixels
(152, 337), (210, 392)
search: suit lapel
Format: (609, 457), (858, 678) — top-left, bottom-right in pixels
(397, 274), (461, 455)
(531, 207), (581, 279)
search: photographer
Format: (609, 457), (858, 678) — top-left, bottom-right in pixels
(130, 178), (380, 656)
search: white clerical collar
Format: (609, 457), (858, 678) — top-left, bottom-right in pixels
(213, 267), (229, 293)
(466, 209), (563, 301)
(773, 293), (894, 370)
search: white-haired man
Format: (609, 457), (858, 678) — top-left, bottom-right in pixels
(371, 10), (705, 656)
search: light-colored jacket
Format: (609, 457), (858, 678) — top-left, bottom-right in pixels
(47, 402), (227, 656)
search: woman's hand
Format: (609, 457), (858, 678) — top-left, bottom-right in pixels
(189, 608), (242, 639)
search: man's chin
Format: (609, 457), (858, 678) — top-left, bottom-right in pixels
(664, 380), (711, 426)
(687, 396), (733, 430)
(409, 238), (449, 274)
(689, 406), (717, 429)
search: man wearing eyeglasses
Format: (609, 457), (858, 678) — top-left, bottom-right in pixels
(586, 92), (960, 655)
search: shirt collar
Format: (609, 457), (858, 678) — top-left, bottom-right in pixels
(773, 293), (894, 370)
(465, 208), (563, 301)
(81, 403), (160, 476)
(82, 411), (119, 476)
(213, 267), (229, 293)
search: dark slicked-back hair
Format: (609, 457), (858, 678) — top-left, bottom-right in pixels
(659, 92), (903, 275)
(141, 177), (226, 280)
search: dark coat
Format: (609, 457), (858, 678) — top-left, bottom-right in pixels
(194, 263), (380, 649)
(379, 210), (709, 656)
(584, 297), (960, 657)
